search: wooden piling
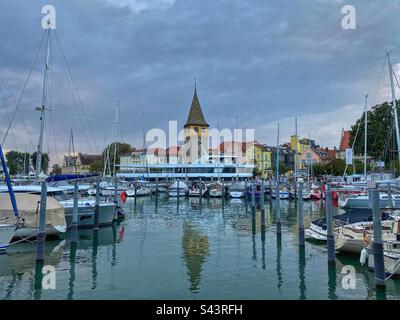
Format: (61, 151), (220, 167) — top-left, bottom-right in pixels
(276, 177), (281, 234)
(36, 182), (47, 262)
(326, 183), (335, 264)
(113, 177), (118, 222)
(261, 180), (265, 226)
(251, 184), (256, 221)
(71, 181), (79, 243)
(298, 182), (305, 246)
(93, 180), (100, 230)
(371, 188), (386, 287)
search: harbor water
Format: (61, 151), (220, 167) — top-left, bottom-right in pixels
(0, 195), (398, 300)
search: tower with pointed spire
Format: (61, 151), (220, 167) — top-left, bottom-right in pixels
(183, 83), (209, 163)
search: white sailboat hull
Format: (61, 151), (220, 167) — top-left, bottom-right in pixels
(0, 224), (16, 251)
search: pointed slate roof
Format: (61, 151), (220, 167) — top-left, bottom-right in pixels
(184, 87), (209, 128)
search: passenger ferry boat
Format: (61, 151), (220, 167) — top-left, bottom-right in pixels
(116, 155), (254, 182)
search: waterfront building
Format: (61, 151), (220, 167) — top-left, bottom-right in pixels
(166, 146), (182, 164)
(183, 86), (209, 164)
(62, 153), (102, 174)
(338, 128), (351, 160)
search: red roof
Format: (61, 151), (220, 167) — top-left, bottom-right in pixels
(166, 146), (181, 156)
(340, 130), (351, 150)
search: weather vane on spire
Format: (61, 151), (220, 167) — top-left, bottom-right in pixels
(194, 77), (197, 92)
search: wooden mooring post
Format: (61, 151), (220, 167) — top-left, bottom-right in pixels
(71, 181), (79, 243)
(260, 180), (265, 227)
(36, 181), (47, 262)
(93, 180), (100, 230)
(371, 187), (386, 287)
(326, 183), (335, 264)
(298, 182), (305, 246)
(276, 177), (281, 234)
(251, 184), (256, 221)
(113, 177), (118, 222)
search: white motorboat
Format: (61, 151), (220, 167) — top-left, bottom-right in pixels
(209, 182), (223, 198)
(126, 186), (152, 197)
(188, 181), (207, 197)
(0, 186), (116, 229)
(228, 182), (246, 198)
(339, 192), (400, 209)
(271, 187), (290, 199)
(0, 193), (66, 239)
(168, 181), (189, 197)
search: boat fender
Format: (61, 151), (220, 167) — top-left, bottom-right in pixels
(85, 202), (91, 207)
(360, 247), (368, 265)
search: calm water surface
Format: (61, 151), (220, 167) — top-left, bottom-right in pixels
(0, 195), (399, 300)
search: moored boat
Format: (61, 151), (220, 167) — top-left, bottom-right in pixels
(168, 181), (189, 197)
(0, 193), (66, 239)
(0, 224), (16, 252)
(188, 181), (207, 197)
(209, 182), (223, 198)
(271, 187), (290, 199)
(228, 182), (246, 198)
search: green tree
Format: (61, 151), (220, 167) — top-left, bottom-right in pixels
(89, 159), (104, 173)
(31, 152), (50, 174)
(350, 100), (400, 162)
(313, 163), (327, 177)
(102, 142), (132, 173)
(328, 159), (347, 176)
(5, 151), (30, 175)
(50, 164), (62, 175)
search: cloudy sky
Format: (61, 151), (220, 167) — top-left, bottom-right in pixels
(0, 0), (400, 164)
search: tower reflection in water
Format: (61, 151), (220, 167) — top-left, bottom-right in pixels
(181, 222), (209, 293)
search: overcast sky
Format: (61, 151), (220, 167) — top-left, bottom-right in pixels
(0, 0), (400, 164)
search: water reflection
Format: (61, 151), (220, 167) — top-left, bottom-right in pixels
(276, 233), (282, 292)
(298, 246), (306, 300)
(181, 222), (209, 293)
(67, 243), (77, 300)
(328, 264), (337, 300)
(3, 195), (400, 300)
(0, 240), (65, 300)
(261, 225), (266, 270)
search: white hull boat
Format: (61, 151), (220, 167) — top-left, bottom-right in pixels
(0, 224), (16, 252)
(228, 182), (246, 198)
(126, 187), (152, 197)
(271, 189), (290, 199)
(229, 191), (245, 198)
(368, 241), (400, 276)
(339, 193), (400, 209)
(168, 181), (189, 197)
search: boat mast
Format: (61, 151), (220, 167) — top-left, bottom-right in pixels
(388, 52), (400, 172)
(363, 94), (368, 179)
(113, 101), (120, 177)
(276, 123), (280, 184)
(308, 132), (311, 183)
(294, 117), (298, 181)
(35, 23), (51, 181)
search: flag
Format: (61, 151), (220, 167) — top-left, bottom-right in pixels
(120, 191), (127, 203)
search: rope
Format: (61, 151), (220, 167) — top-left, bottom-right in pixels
(53, 30), (100, 154)
(1, 28), (48, 146)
